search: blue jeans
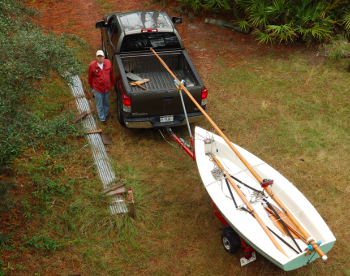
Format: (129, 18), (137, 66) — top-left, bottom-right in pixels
(93, 88), (110, 122)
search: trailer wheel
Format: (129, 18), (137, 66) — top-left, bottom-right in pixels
(221, 230), (240, 254)
(117, 93), (125, 126)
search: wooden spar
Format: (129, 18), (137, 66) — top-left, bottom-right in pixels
(86, 129), (103, 134)
(150, 47), (327, 260)
(212, 156), (288, 258)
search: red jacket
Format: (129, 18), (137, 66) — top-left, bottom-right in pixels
(88, 59), (115, 93)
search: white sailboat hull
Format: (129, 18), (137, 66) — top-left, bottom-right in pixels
(194, 126), (336, 271)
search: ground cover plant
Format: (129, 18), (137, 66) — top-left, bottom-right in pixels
(1, 0), (350, 275)
(0, 0), (84, 168)
(176, 0), (350, 45)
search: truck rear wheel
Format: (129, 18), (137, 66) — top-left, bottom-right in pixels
(117, 93), (125, 126)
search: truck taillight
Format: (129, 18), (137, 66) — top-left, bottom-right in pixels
(141, 29), (158, 33)
(123, 93), (131, 112)
(201, 88), (208, 106)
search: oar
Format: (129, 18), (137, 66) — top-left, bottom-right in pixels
(150, 47), (327, 261)
(212, 156), (288, 258)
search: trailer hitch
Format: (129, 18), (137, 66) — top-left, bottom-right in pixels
(165, 127), (195, 161)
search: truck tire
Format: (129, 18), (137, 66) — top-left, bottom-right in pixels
(117, 93), (125, 126)
(221, 229), (240, 254)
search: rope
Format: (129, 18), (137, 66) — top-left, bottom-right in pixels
(267, 226), (299, 255)
(158, 129), (178, 148)
(264, 200), (302, 253)
(307, 251), (317, 264)
(208, 153), (267, 207)
(225, 178), (238, 209)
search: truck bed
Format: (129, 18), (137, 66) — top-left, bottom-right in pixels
(121, 51), (199, 92)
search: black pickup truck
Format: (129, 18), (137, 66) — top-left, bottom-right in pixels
(96, 10), (208, 128)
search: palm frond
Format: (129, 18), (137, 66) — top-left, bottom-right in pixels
(343, 11), (350, 30)
(236, 0), (261, 12)
(266, 24), (297, 43)
(248, 2), (269, 28)
(320, 0), (339, 19)
(252, 29), (276, 44)
(203, 0), (231, 11)
(234, 17), (251, 31)
(266, 0), (290, 19)
(296, 23), (332, 42)
(178, 0), (203, 12)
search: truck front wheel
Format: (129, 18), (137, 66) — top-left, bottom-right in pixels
(117, 93), (125, 127)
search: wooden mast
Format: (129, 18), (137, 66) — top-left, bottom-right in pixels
(150, 48), (327, 260)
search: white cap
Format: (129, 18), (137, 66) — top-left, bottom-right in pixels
(96, 50), (105, 57)
(322, 255), (328, 261)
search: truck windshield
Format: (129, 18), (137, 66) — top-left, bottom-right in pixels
(121, 32), (180, 52)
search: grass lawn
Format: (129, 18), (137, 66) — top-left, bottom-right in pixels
(1, 6), (350, 276)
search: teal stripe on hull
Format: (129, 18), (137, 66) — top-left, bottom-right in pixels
(223, 214), (335, 271)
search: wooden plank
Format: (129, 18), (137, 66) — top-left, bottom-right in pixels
(86, 129), (102, 134)
(130, 79), (150, 85)
(73, 110), (92, 124)
(101, 133), (112, 145)
(101, 182), (126, 194)
(106, 186), (126, 196)
(131, 82), (148, 90)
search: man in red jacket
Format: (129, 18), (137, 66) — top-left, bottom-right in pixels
(88, 50), (115, 123)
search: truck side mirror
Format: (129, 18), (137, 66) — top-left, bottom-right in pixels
(95, 20), (106, 28)
(172, 17), (182, 24)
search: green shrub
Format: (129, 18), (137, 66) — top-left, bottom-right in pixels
(0, 0), (84, 167)
(0, 181), (16, 211)
(0, 233), (10, 249)
(235, 0), (346, 45)
(0, 233), (14, 252)
(25, 235), (61, 254)
(178, 0), (230, 12)
(176, 0), (350, 45)
(31, 174), (75, 202)
(320, 35), (350, 59)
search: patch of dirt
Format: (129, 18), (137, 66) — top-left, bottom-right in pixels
(26, 0), (317, 65)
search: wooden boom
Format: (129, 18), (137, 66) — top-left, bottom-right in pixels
(150, 47), (327, 260)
